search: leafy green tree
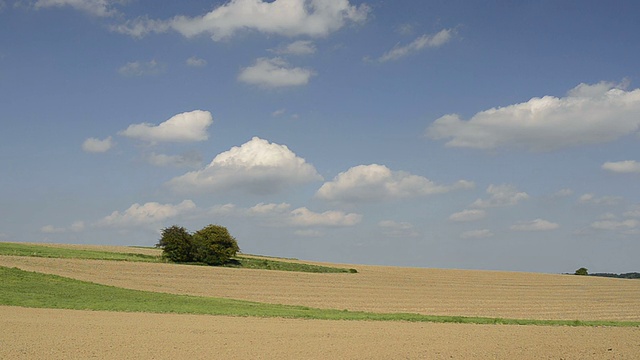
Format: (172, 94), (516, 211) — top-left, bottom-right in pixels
(192, 224), (240, 265)
(156, 225), (194, 263)
(574, 267), (589, 276)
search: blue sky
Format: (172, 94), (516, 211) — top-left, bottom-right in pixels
(2, 0), (640, 273)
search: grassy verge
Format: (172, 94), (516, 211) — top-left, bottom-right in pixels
(1, 266), (638, 327)
(231, 256), (356, 273)
(0, 242), (354, 273)
(0, 242), (160, 262)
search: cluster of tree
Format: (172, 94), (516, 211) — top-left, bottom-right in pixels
(589, 272), (640, 279)
(156, 224), (239, 266)
(573, 267), (639, 279)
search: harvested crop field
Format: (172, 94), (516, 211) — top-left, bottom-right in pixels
(2, 306), (639, 360)
(1, 253), (640, 321)
(2, 243), (640, 359)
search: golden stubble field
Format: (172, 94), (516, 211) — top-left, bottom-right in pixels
(1, 243), (640, 359)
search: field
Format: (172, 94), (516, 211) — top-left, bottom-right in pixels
(1, 242), (640, 359)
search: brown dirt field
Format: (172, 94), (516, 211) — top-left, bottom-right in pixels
(1, 306), (639, 360)
(1, 253), (640, 321)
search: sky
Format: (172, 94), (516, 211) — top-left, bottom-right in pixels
(1, 0), (640, 274)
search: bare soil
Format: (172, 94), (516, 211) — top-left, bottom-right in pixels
(1, 254), (639, 321)
(2, 243), (640, 359)
(1, 306), (639, 360)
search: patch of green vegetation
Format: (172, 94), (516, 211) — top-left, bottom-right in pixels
(0, 242), (356, 274)
(0, 242), (161, 262)
(230, 256), (354, 273)
(1, 266), (638, 327)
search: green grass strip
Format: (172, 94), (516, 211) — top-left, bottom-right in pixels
(0, 242), (160, 262)
(232, 257), (356, 273)
(0, 242), (354, 273)
(1, 266), (638, 327)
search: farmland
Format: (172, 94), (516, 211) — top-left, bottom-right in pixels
(1, 242), (639, 359)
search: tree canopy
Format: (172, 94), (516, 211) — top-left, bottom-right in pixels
(156, 224), (239, 265)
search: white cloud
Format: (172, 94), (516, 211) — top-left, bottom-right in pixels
(70, 221), (85, 232)
(460, 229), (494, 239)
(186, 56), (207, 67)
(578, 193), (622, 206)
(289, 207), (362, 227)
(238, 57), (315, 88)
(110, 17), (170, 39)
(247, 202), (361, 227)
(117, 60), (166, 77)
(82, 136), (113, 153)
(552, 188), (574, 198)
(294, 229), (323, 237)
(99, 200), (196, 227)
(271, 108), (286, 117)
(272, 40), (316, 55)
(623, 206), (640, 218)
(41, 220), (85, 234)
(316, 164), (474, 203)
(449, 209), (486, 222)
(249, 202), (291, 215)
(426, 81), (640, 151)
(378, 220), (419, 237)
(119, 110), (213, 143)
(377, 29), (453, 62)
(510, 219), (559, 232)
(590, 219), (639, 232)
(602, 160), (640, 174)
(115, 0), (370, 41)
(34, 0), (118, 17)
(168, 137), (322, 195)
(395, 23), (416, 35)
(41, 225), (65, 234)
(147, 152), (202, 168)
(471, 184), (529, 208)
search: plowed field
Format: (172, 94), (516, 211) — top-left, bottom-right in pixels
(1, 244), (640, 359)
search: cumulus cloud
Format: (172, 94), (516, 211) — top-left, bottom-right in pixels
(34, 0), (119, 17)
(247, 202), (361, 227)
(147, 152), (202, 168)
(186, 56), (207, 67)
(590, 219), (639, 233)
(460, 229), (494, 239)
(289, 207), (362, 227)
(426, 81), (640, 151)
(168, 137), (322, 195)
(377, 29), (453, 62)
(82, 136), (114, 153)
(41, 221), (85, 234)
(41, 225), (65, 234)
(510, 219), (559, 232)
(272, 40), (317, 55)
(552, 188), (574, 198)
(471, 184), (529, 208)
(602, 160), (640, 174)
(378, 220), (419, 237)
(114, 0), (370, 41)
(238, 57), (315, 88)
(449, 209), (486, 222)
(578, 193), (622, 206)
(99, 200), (196, 227)
(117, 60), (166, 77)
(119, 110), (213, 143)
(316, 164), (473, 203)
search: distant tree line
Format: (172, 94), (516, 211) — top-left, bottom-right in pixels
(156, 224), (239, 266)
(573, 267), (639, 279)
(589, 272), (640, 279)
